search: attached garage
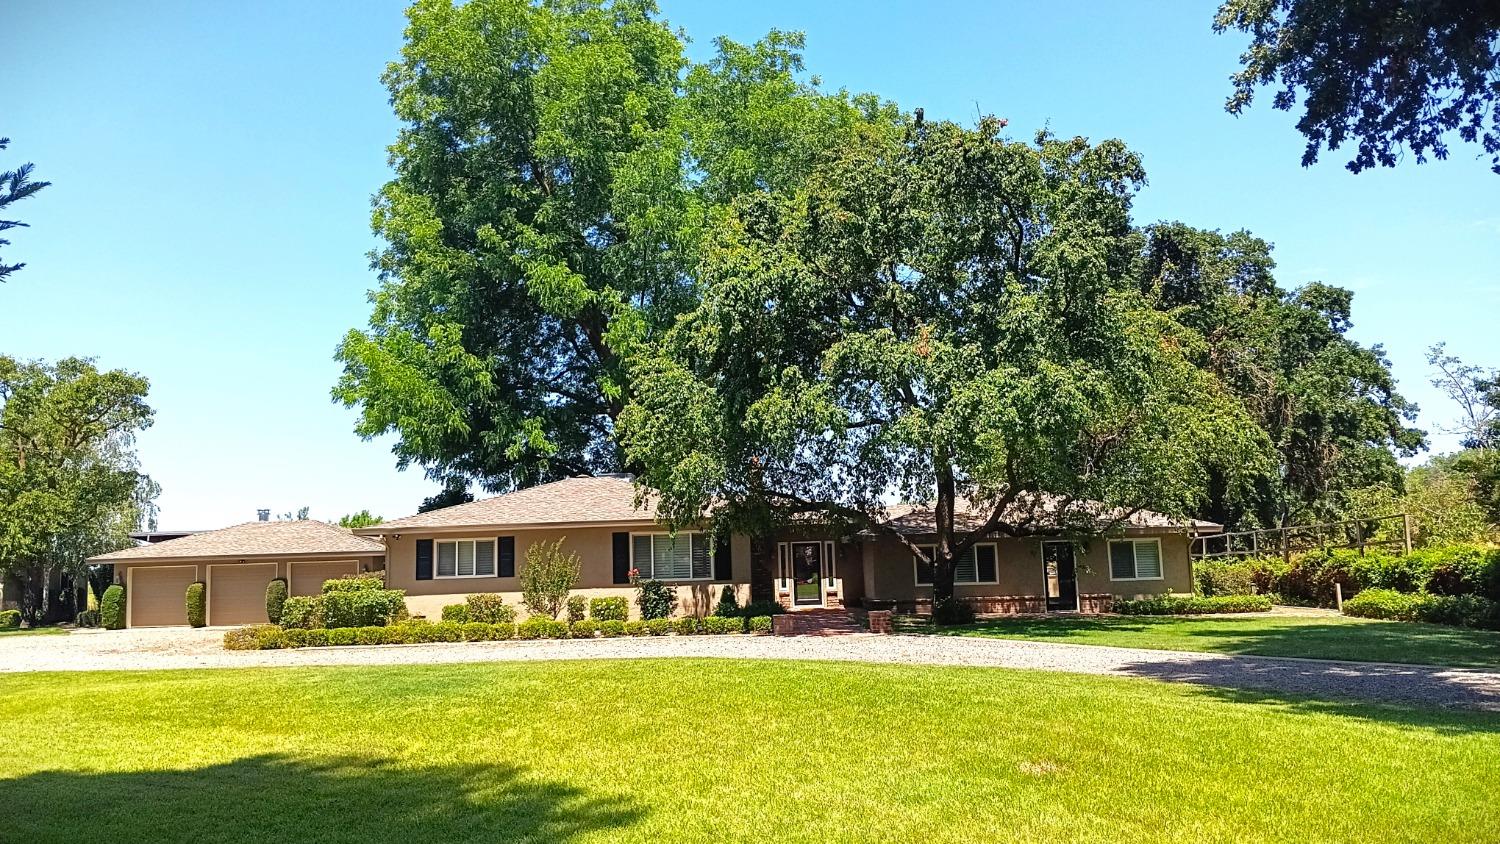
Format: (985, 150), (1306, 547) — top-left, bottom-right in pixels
(90, 520), (386, 627)
(208, 562), (278, 626)
(128, 565), (199, 628)
(289, 560), (360, 597)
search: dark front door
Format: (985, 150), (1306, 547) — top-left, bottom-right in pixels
(791, 542), (823, 606)
(1043, 541), (1078, 612)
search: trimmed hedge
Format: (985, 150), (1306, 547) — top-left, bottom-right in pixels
(598, 619), (625, 637)
(278, 595), (323, 630)
(0, 609), (20, 629)
(748, 615), (773, 633)
(279, 589), (406, 629)
(265, 578), (288, 624)
(1225, 545), (1500, 608)
(441, 604), (469, 623)
(466, 593), (516, 624)
(1342, 588), (1499, 628)
(321, 574), (385, 593)
(589, 596), (628, 622)
(1115, 594), (1273, 615)
(186, 582), (206, 628)
(566, 595), (588, 623)
(100, 584), (126, 630)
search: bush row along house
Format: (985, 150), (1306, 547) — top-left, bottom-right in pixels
(89, 474), (1218, 627)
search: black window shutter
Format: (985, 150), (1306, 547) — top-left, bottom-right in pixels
(713, 535), (732, 581)
(415, 539), (433, 581)
(977, 545), (997, 583)
(498, 536), (516, 578)
(612, 532), (630, 584)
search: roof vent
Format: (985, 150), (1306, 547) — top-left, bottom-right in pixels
(256, 509), (270, 522)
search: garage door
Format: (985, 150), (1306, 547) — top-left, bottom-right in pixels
(208, 563), (277, 626)
(128, 565), (199, 627)
(289, 560), (358, 597)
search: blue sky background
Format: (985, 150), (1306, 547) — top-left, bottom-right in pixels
(5, 0), (1497, 529)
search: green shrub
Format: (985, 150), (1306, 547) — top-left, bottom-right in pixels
(589, 596), (628, 622)
(254, 625), (288, 649)
(322, 589), (408, 628)
(635, 579), (675, 620)
(265, 578), (288, 624)
(1194, 560), (1259, 597)
(570, 619), (598, 638)
(100, 584), (126, 630)
(223, 626), (261, 650)
(740, 599), (785, 617)
(566, 594), (588, 623)
(714, 585), (740, 618)
(645, 617), (671, 636)
(185, 582), (206, 628)
(427, 622), (463, 642)
(1343, 588), (1500, 627)
(461, 622), (495, 642)
(517, 617), (567, 640)
(303, 628), (331, 647)
(672, 616), (699, 635)
(1115, 594), (1273, 615)
(354, 626), (387, 645)
(327, 627), (357, 646)
(597, 619), (626, 637)
(748, 615), (773, 633)
(465, 593), (516, 624)
(74, 609), (99, 628)
(931, 597), (976, 626)
(321, 574), (385, 593)
(0, 609), (19, 629)
(441, 604), (470, 623)
(624, 620), (648, 636)
(703, 615), (738, 634)
(224, 625), (287, 650)
(521, 537), (581, 619)
(278, 596), (323, 629)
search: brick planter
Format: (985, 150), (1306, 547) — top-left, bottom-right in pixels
(866, 610), (893, 634)
(771, 614), (798, 636)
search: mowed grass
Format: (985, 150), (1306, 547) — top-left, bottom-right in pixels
(911, 613), (1500, 669)
(0, 625), (65, 636)
(1, 660), (1497, 843)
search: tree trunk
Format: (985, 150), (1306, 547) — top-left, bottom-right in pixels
(930, 551), (957, 608)
(932, 448), (958, 605)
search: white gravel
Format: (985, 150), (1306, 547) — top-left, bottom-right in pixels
(4, 626), (1498, 712)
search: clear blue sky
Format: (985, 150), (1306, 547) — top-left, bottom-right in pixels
(5, 0), (1497, 529)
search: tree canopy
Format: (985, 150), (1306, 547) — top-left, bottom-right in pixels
(1215, 0), (1500, 174)
(335, 0), (896, 497)
(0, 357), (156, 622)
(0, 137), (51, 283)
(337, 510), (384, 529)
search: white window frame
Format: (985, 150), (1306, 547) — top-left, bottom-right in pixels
(630, 532), (714, 582)
(913, 542), (1000, 586)
(435, 538), (497, 579)
(1108, 537), (1164, 582)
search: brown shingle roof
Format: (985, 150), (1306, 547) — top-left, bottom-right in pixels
(878, 495), (1221, 535)
(364, 474), (657, 532)
(89, 520), (385, 562)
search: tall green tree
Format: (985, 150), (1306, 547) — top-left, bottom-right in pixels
(1215, 0), (1500, 173)
(0, 357), (156, 623)
(0, 137), (52, 283)
(337, 510), (384, 529)
(1134, 223), (1424, 529)
(335, 0), (896, 499)
(619, 118), (1266, 603)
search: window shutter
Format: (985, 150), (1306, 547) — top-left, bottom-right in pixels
(612, 532), (630, 584)
(954, 548), (978, 584)
(415, 539), (433, 581)
(1110, 541), (1136, 579)
(498, 536), (516, 578)
(714, 535), (732, 581)
(977, 545), (997, 583)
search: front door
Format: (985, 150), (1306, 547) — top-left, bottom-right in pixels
(1043, 541), (1078, 612)
(790, 542), (823, 606)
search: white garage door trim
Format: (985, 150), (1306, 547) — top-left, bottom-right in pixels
(287, 559), (360, 596)
(207, 562), (279, 626)
(126, 564), (199, 628)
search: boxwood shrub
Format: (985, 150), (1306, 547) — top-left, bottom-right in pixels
(703, 615), (739, 634)
(566, 594), (588, 623)
(1343, 588), (1499, 628)
(517, 618), (567, 640)
(645, 618), (672, 636)
(185, 582), (207, 628)
(589, 596), (628, 622)
(278, 596), (323, 629)
(673, 617), (700, 635)
(597, 619), (625, 637)
(441, 604), (469, 623)
(465, 593), (516, 624)
(321, 574), (385, 593)
(100, 584), (126, 630)
(265, 578), (288, 624)
(570, 619), (598, 638)
(624, 620), (648, 636)
(748, 615), (773, 633)
(1115, 594), (1272, 615)
(0, 609), (21, 629)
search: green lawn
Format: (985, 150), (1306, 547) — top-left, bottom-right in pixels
(1, 660), (1496, 843)
(905, 613), (1500, 669)
(0, 625), (65, 636)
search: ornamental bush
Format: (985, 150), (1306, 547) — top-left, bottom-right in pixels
(1194, 560), (1259, 597)
(570, 619), (598, 638)
(265, 578), (288, 624)
(465, 593), (516, 624)
(566, 594), (587, 623)
(739, 599), (785, 618)
(624, 620), (648, 636)
(517, 617), (567, 640)
(442, 604), (470, 623)
(354, 626), (388, 645)
(278, 596), (323, 630)
(714, 584), (740, 618)
(1114, 594), (1273, 615)
(635, 579), (675, 620)
(597, 619), (626, 637)
(1342, 588), (1499, 627)
(589, 596), (628, 622)
(322, 574), (385, 593)
(521, 537), (581, 619)
(327, 627), (358, 646)
(100, 584), (126, 630)
(74, 609), (99, 628)
(703, 615), (738, 634)
(931, 597), (976, 626)
(0, 609), (21, 629)
(673, 616), (700, 635)
(645, 617), (671, 636)
(186, 582), (206, 628)
(318, 589), (408, 628)
(748, 615), (773, 633)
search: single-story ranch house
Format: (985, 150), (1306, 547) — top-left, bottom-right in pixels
(90, 474), (1219, 627)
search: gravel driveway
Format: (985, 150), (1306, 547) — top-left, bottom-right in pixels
(4, 627), (1498, 712)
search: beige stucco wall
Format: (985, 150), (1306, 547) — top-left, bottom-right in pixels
(379, 525), (752, 620)
(856, 532), (1193, 605)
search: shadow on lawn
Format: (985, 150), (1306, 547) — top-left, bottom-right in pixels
(0, 754), (644, 843)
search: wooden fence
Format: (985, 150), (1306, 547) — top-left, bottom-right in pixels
(1190, 513), (1412, 561)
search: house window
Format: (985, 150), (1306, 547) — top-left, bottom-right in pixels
(914, 544), (999, 585)
(631, 532), (712, 581)
(436, 539), (496, 578)
(1109, 538), (1163, 581)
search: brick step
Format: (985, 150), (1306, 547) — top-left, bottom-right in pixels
(772, 611), (867, 636)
